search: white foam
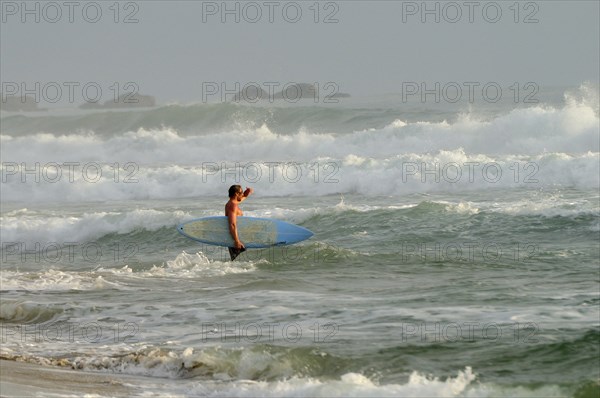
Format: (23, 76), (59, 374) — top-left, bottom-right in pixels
(0, 269), (122, 291)
(146, 251), (258, 278)
(489, 196), (599, 218)
(1, 149), (597, 203)
(185, 368), (568, 398)
(0, 352), (572, 398)
(0, 251), (255, 291)
(1, 208), (191, 245)
(1, 86), (598, 203)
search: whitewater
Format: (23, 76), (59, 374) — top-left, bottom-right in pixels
(1, 84), (599, 397)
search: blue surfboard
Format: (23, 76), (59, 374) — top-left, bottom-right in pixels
(177, 216), (313, 250)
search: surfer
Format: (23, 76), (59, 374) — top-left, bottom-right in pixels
(225, 185), (253, 260)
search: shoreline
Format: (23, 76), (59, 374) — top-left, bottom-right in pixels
(0, 359), (139, 397)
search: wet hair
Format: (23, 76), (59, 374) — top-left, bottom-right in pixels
(229, 185), (242, 198)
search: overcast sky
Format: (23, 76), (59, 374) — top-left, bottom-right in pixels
(1, 1), (598, 103)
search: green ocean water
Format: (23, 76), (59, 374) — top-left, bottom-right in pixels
(1, 190), (598, 397)
(1, 88), (599, 396)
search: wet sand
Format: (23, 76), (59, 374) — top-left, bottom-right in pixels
(0, 359), (138, 397)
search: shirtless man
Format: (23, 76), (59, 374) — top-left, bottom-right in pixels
(225, 185), (253, 260)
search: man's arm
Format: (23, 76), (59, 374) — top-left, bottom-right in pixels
(228, 211), (244, 249)
(238, 187), (253, 203)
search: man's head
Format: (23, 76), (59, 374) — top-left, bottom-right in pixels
(229, 185), (243, 199)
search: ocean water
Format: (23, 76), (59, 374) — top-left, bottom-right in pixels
(1, 84), (599, 397)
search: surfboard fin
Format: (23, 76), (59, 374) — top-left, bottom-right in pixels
(228, 247), (246, 261)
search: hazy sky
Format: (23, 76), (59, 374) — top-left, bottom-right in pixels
(1, 0), (598, 104)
